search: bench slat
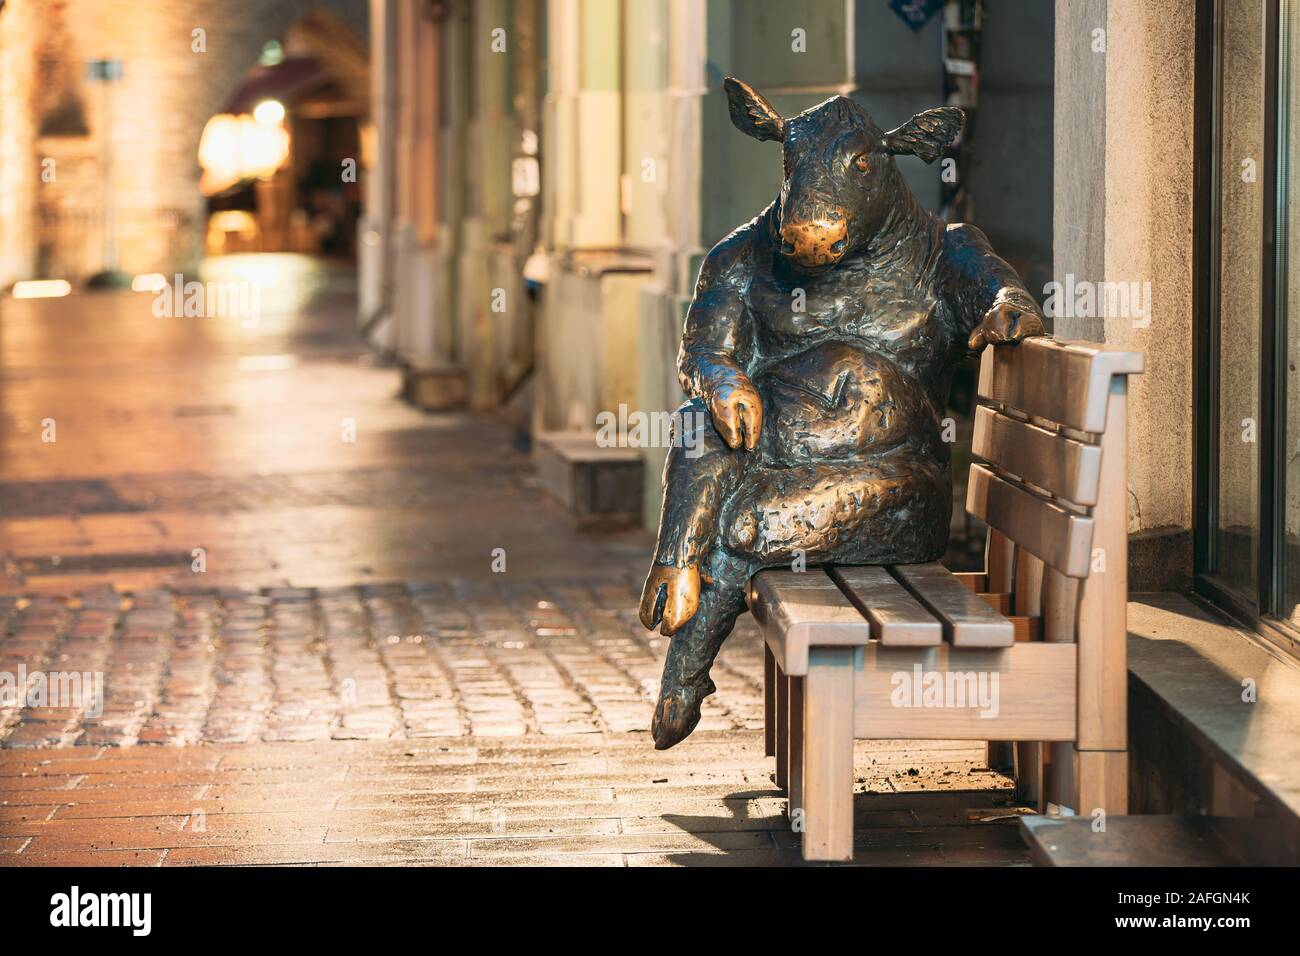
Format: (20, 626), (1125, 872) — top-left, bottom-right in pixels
(972, 404), (1102, 506)
(853, 642), (1077, 741)
(978, 337), (1143, 433)
(828, 566), (942, 646)
(966, 463), (1095, 578)
(890, 562), (1015, 647)
(749, 570), (871, 676)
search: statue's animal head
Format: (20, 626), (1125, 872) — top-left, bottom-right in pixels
(724, 77), (964, 273)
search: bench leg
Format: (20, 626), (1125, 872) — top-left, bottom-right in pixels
(1045, 740), (1075, 811)
(788, 675), (804, 818)
(987, 740), (1015, 773)
(1014, 741), (1043, 810)
(775, 661), (789, 791)
(763, 644), (776, 758)
(1071, 380), (1128, 818)
(985, 530), (1018, 775)
(1075, 748), (1127, 818)
(801, 648), (855, 862)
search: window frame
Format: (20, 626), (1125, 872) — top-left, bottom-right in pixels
(1194, 0), (1300, 656)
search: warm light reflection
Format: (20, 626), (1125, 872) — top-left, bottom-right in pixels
(199, 253), (331, 319)
(238, 354), (298, 372)
(209, 211), (259, 233)
(198, 113), (290, 197)
(131, 273), (167, 293)
(12, 279), (72, 299)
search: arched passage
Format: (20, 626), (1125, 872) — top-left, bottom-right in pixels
(198, 9), (369, 260)
(25, 0), (368, 281)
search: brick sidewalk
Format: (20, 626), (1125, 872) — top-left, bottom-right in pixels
(0, 734), (1023, 866)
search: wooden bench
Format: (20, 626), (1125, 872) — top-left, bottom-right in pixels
(748, 336), (1144, 861)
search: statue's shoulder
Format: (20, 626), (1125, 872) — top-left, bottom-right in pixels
(936, 222), (1001, 286)
(695, 206), (774, 292)
(940, 221), (994, 257)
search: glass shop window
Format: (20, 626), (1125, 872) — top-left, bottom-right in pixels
(1200, 0), (1300, 650)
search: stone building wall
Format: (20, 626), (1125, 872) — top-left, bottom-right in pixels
(0, 0), (41, 286)
(1054, 0), (1197, 587)
(362, 1), (1054, 527)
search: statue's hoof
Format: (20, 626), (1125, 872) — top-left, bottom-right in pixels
(639, 564), (701, 635)
(651, 676), (716, 749)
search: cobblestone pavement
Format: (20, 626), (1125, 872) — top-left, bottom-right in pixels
(0, 262), (1025, 864)
(0, 574), (767, 747)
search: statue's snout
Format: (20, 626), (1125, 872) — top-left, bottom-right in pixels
(778, 208), (849, 268)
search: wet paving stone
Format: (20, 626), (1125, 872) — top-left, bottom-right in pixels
(0, 733), (1024, 867)
(0, 576), (768, 747)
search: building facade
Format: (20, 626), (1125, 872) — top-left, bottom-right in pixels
(362, 0), (1300, 648)
(361, 0), (1055, 528)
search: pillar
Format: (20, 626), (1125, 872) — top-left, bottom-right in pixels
(1053, 0), (1196, 573)
(358, 0), (398, 352)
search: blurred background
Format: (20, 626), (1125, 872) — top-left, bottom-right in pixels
(5, 1), (1297, 872)
(0, 0), (1053, 583)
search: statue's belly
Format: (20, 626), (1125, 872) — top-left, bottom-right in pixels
(755, 340), (941, 465)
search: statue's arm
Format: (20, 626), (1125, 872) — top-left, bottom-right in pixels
(678, 230), (762, 450)
(939, 223), (1046, 351)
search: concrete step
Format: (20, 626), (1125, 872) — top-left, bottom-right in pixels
(1019, 814), (1257, 865)
(535, 431), (643, 525)
(402, 359), (468, 411)
(1126, 594), (1300, 865)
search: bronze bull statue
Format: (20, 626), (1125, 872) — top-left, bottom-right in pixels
(640, 77), (1045, 749)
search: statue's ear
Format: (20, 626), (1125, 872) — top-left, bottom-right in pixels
(884, 107), (965, 163)
(723, 76), (785, 142)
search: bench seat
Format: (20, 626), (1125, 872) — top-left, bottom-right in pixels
(752, 565), (1075, 742)
(751, 561), (1078, 860)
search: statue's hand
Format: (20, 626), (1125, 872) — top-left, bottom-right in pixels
(639, 564), (701, 636)
(708, 375), (762, 450)
(968, 299), (1046, 351)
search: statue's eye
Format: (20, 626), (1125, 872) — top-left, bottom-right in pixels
(854, 153), (870, 172)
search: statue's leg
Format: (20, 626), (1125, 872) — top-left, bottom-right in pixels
(651, 456), (950, 748)
(651, 549), (751, 750)
(639, 397), (748, 635)
(724, 458), (951, 566)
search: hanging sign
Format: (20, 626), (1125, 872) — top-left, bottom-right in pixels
(888, 0), (943, 32)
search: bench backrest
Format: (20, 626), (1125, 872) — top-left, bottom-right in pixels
(968, 337), (1142, 577)
(966, 336), (1142, 754)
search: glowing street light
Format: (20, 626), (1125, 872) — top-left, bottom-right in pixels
(253, 99), (286, 126)
(198, 111), (290, 196)
(259, 40), (285, 68)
